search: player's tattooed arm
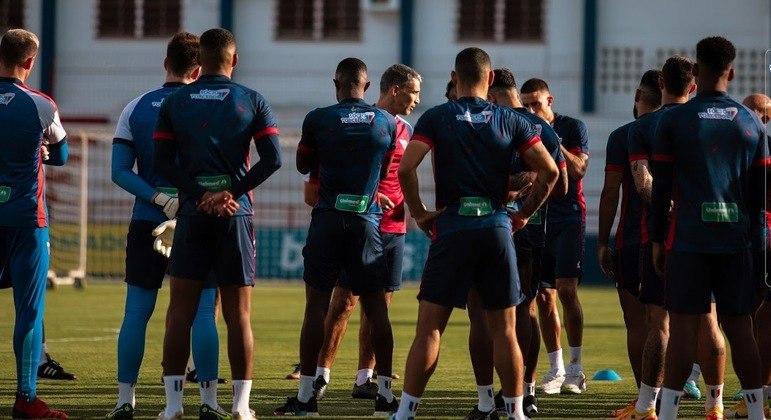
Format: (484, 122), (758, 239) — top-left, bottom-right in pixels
(631, 159), (653, 205)
(517, 142), (559, 220)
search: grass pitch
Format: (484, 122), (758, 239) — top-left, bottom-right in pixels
(0, 282), (739, 418)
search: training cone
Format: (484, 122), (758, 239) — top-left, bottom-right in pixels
(592, 369), (622, 381)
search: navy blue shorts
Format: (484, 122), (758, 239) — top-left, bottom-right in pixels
(303, 211), (385, 295)
(639, 244), (665, 306)
(168, 215), (256, 286)
(125, 220), (170, 289)
(613, 244), (641, 296)
(514, 228), (533, 264)
(382, 233), (405, 292)
(665, 248), (755, 315)
(418, 227), (523, 310)
(541, 221), (585, 288)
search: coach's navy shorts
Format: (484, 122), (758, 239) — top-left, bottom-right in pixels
(613, 244), (641, 296)
(382, 233), (405, 292)
(639, 243), (665, 306)
(541, 221), (585, 289)
(418, 227), (523, 310)
(665, 248), (755, 315)
(303, 211), (385, 295)
(168, 215), (256, 286)
(125, 220), (170, 289)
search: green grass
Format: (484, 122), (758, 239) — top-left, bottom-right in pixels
(0, 283), (739, 419)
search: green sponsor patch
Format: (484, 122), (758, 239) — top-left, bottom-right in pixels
(155, 187), (178, 197)
(335, 194), (368, 213)
(701, 202), (738, 223)
(0, 186), (10, 203)
(458, 197), (493, 217)
(196, 175), (231, 192)
(527, 210), (542, 225)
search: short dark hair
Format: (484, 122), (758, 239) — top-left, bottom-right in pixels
(696, 36), (736, 74)
(379, 63), (421, 94)
(0, 29), (39, 67)
(490, 68), (517, 91)
(199, 28), (236, 69)
(335, 57), (368, 89)
(454, 47), (491, 86)
(166, 32), (199, 77)
(520, 78), (550, 95)
(661, 56), (694, 96)
(638, 69), (662, 107)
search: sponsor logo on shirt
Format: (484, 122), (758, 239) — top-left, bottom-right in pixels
(0, 92), (15, 105)
(698, 107), (738, 120)
(190, 89), (230, 101)
(152, 99), (164, 107)
(456, 110), (492, 123)
(340, 112), (375, 124)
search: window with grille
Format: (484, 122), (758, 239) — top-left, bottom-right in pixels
(457, 0), (543, 43)
(277, 0), (360, 41)
(98, 0), (180, 39)
(0, 0), (24, 33)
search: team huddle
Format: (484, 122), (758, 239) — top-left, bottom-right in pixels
(0, 25), (768, 420)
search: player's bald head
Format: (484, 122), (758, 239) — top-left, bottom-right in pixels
(335, 57), (368, 89)
(454, 47), (491, 86)
(743, 93), (771, 123)
(199, 28), (235, 69)
(0, 29), (39, 68)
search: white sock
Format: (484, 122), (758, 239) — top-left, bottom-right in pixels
(547, 349), (565, 373)
(298, 375), (315, 403)
(658, 387), (683, 420)
(231, 379), (252, 417)
(315, 366), (330, 383)
(377, 376), (395, 403)
(199, 380), (218, 408)
(524, 382), (535, 397)
(503, 395), (527, 420)
(568, 346), (582, 365)
(743, 388), (765, 419)
(687, 363), (701, 383)
(188, 358), (196, 372)
(356, 368), (373, 386)
(38, 343), (48, 366)
(162, 375), (185, 417)
(395, 392), (420, 420)
(117, 382), (136, 407)
(476, 384), (495, 412)
(705, 383), (724, 411)
(635, 383), (660, 412)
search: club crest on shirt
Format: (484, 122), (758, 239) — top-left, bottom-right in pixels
(152, 98), (164, 107)
(340, 112), (375, 124)
(190, 89), (230, 101)
(698, 107), (738, 121)
(534, 123), (543, 136)
(0, 92), (15, 105)
(456, 110), (492, 123)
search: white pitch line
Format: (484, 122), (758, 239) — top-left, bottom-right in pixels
(46, 335), (116, 343)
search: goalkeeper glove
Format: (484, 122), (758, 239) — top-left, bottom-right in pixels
(152, 191), (179, 220)
(152, 219), (176, 258)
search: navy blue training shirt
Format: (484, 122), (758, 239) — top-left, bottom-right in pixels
(605, 121), (644, 249)
(412, 97), (541, 238)
(547, 114), (589, 223)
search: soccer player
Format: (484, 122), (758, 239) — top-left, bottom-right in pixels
(0, 28), (69, 419)
(520, 78), (590, 394)
(273, 57), (397, 417)
(153, 28), (282, 420)
(392, 47), (558, 420)
(725, 92), (771, 418)
(598, 69), (661, 396)
(107, 32), (228, 420)
(288, 64), (420, 404)
(462, 67), (567, 419)
(651, 36), (768, 420)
